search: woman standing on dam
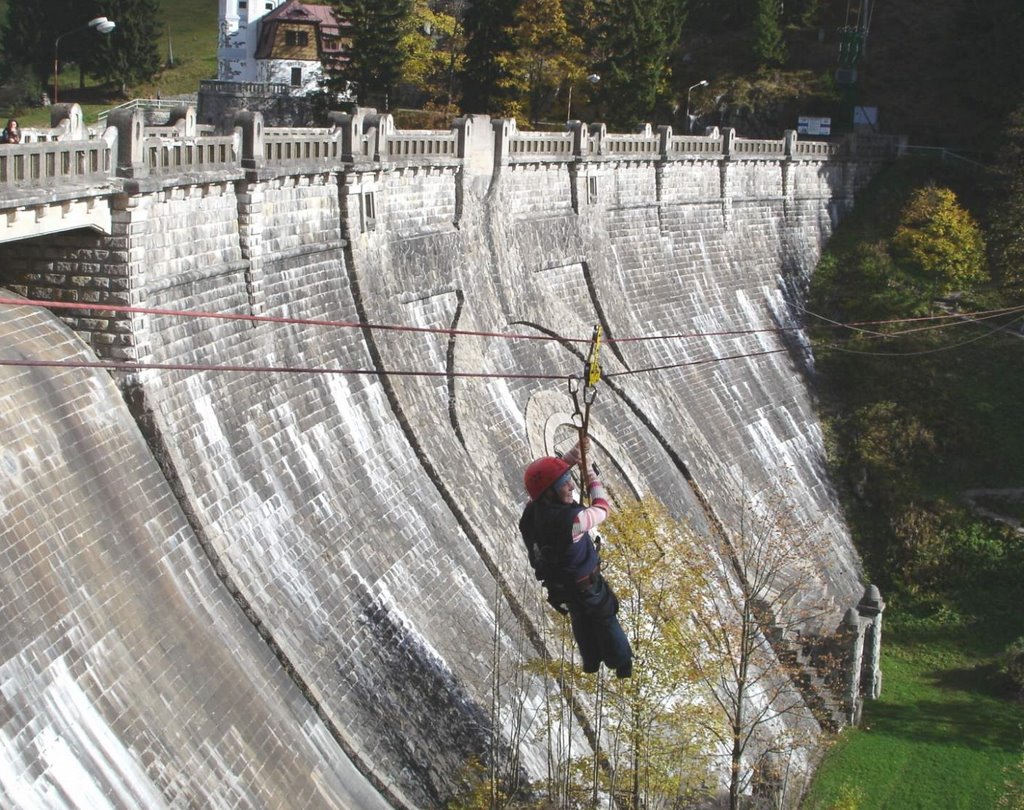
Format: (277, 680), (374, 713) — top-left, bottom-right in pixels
(519, 439), (633, 678)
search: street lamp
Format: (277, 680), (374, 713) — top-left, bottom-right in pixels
(685, 79), (708, 133)
(53, 16), (116, 104)
(567, 73), (601, 122)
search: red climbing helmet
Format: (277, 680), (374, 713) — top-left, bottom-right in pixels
(524, 456), (571, 500)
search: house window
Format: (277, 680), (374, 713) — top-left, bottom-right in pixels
(285, 30), (309, 47)
(239, 1), (247, 8)
(291, 67), (302, 86)
(266, 2), (274, 8)
(588, 176), (599, 204)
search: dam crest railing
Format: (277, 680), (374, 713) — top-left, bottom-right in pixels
(0, 102), (902, 201)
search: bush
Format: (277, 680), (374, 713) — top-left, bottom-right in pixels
(1003, 637), (1024, 699)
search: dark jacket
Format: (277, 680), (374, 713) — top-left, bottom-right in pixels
(519, 498), (599, 586)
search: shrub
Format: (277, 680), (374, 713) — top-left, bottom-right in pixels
(1003, 637), (1024, 699)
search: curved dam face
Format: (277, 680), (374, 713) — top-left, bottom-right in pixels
(0, 113), (881, 807)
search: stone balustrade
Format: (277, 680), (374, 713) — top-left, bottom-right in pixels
(0, 135), (114, 194)
(729, 135), (788, 159)
(666, 130), (725, 158)
(383, 129), (460, 160)
(0, 102), (898, 199)
(264, 127), (343, 164)
(792, 139), (844, 159)
(142, 134), (239, 175)
(601, 124), (661, 157)
(508, 130), (575, 161)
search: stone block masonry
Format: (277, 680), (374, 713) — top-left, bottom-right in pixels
(0, 106), (894, 807)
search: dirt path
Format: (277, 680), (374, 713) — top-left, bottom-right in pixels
(961, 488), (1024, 534)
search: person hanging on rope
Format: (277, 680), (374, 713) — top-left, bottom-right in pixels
(519, 438), (633, 678)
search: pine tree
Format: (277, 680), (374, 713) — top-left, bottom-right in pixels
(460, 0), (520, 115)
(332, 0), (413, 109)
(1, 1), (78, 92)
(753, 0), (787, 69)
(986, 102), (1024, 301)
(592, 0), (687, 129)
(92, 0), (163, 96)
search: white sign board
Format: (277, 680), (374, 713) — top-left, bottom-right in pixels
(797, 116), (832, 136)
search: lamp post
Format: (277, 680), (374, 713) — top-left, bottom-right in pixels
(685, 79), (708, 133)
(567, 73), (601, 122)
(53, 16), (116, 104)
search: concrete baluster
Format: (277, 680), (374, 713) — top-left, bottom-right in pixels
(843, 606), (865, 724)
(857, 584), (885, 699)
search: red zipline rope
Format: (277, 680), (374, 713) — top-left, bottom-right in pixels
(1, 296), (1021, 381)
(5, 295), (1017, 345)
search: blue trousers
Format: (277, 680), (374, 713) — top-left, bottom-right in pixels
(567, 574), (632, 675)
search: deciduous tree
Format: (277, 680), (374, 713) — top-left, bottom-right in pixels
(498, 0), (584, 124)
(986, 102), (1024, 301)
(401, 0), (466, 113)
(684, 483), (834, 810)
(595, 496), (715, 809)
(891, 185), (988, 300)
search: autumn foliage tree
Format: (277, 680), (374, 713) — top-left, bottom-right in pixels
(496, 0), (585, 124)
(401, 0), (466, 114)
(594, 496), (716, 809)
(891, 185), (988, 301)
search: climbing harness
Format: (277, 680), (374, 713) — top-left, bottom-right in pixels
(568, 325), (603, 502)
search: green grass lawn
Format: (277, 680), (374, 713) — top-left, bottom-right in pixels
(803, 613), (1024, 809)
(0, 0), (216, 126)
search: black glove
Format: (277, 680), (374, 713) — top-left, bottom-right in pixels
(543, 581), (571, 615)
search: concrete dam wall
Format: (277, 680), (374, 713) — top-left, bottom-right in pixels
(0, 109), (885, 807)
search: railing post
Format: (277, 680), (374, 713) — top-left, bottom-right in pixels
(50, 103), (84, 140)
(784, 129), (798, 158)
(657, 124), (672, 159)
(842, 607), (866, 725)
(169, 105), (197, 137)
(567, 120), (587, 158)
(328, 109), (361, 164)
(721, 127), (736, 159)
(492, 117), (514, 169)
(234, 110), (265, 170)
(109, 108), (147, 179)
